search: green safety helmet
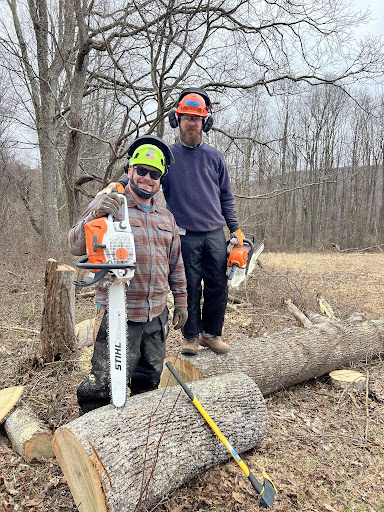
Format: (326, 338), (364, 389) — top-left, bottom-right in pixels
(126, 135), (174, 176)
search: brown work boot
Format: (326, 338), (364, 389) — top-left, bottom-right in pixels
(199, 335), (229, 354)
(181, 336), (200, 355)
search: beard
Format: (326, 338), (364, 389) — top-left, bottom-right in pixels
(179, 124), (202, 147)
(129, 175), (158, 199)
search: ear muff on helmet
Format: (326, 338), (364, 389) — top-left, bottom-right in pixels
(125, 135), (175, 175)
(202, 116), (214, 133)
(168, 110), (178, 129)
(169, 87), (214, 133)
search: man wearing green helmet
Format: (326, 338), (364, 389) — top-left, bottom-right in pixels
(68, 136), (187, 414)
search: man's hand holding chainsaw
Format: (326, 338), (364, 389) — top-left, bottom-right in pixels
(93, 187), (123, 218)
(230, 229), (245, 246)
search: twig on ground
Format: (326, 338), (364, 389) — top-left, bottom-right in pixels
(0, 325), (39, 334)
(364, 370), (370, 441)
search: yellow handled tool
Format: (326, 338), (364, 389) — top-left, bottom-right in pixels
(165, 362), (276, 509)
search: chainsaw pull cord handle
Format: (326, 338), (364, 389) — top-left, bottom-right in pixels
(165, 362), (276, 508)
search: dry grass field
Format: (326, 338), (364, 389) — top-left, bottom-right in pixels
(1, 251), (383, 512)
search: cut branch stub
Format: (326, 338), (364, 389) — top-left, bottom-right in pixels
(329, 369), (367, 391)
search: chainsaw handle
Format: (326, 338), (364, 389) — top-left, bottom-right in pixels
(243, 238), (254, 252)
(107, 193), (129, 227)
(76, 256), (135, 270)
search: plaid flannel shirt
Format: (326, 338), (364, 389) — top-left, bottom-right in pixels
(68, 189), (187, 322)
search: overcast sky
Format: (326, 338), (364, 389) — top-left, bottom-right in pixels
(352, 0), (382, 36)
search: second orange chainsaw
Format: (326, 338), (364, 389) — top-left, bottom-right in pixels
(227, 236), (264, 288)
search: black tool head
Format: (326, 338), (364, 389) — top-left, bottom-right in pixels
(259, 475), (276, 509)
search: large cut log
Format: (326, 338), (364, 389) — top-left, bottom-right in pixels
(40, 259), (77, 361)
(4, 403), (54, 461)
(160, 316), (384, 396)
(53, 372), (268, 512)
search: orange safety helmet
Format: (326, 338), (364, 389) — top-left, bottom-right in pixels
(175, 93), (209, 119)
(169, 88), (214, 132)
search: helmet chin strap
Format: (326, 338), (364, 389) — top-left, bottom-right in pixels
(129, 176), (156, 199)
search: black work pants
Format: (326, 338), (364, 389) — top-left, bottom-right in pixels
(77, 307), (168, 414)
(180, 228), (228, 338)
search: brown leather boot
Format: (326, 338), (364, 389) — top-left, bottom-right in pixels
(199, 335), (229, 354)
(181, 336), (200, 355)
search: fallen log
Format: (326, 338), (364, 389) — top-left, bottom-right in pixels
(75, 318), (95, 349)
(4, 403), (54, 461)
(53, 372), (268, 512)
(160, 316), (384, 396)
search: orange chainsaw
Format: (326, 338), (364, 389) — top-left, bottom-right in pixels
(227, 236), (264, 288)
(74, 193), (135, 408)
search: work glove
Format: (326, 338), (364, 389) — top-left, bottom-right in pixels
(172, 307), (188, 330)
(230, 229), (245, 246)
(94, 187), (123, 218)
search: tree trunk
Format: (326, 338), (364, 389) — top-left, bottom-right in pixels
(160, 316), (384, 396)
(4, 404), (54, 462)
(53, 372), (268, 512)
(40, 259), (77, 362)
(63, 5), (90, 226)
(38, 123), (61, 251)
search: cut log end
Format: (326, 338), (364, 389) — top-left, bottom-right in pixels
(329, 370), (367, 391)
(159, 356), (204, 388)
(0, 386), (24, 423)
(25, 432), (54, 462)
(52, 428), (107, 512)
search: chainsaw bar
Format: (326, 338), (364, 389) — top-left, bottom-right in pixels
(107, 281), (128, 408)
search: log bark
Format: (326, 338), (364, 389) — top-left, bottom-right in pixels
(40, 259), (77, 361)
(53, 372), (268, 512)
(4, 404), (54, 461)
(0, 386), (24, 423)
(160, 316), (384, 396)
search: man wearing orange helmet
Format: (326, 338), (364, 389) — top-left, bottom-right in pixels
(163, 87), (244, 355)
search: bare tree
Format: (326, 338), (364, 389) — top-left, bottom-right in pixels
(0, 0), (383, 252)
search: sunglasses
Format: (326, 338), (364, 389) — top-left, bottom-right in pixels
(180, 115), (204, 123)
(134, 166), (162, 180)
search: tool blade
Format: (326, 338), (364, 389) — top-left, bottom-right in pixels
(108, 281), (127, 407)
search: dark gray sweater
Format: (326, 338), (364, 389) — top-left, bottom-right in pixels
(161, 142), (239, 233)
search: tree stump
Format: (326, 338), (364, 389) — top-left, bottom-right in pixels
(4, 403), (54, 461)
(40, 259), (76, 361)
(160, 317), (384, 396)
(53, 372), (268, 512)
